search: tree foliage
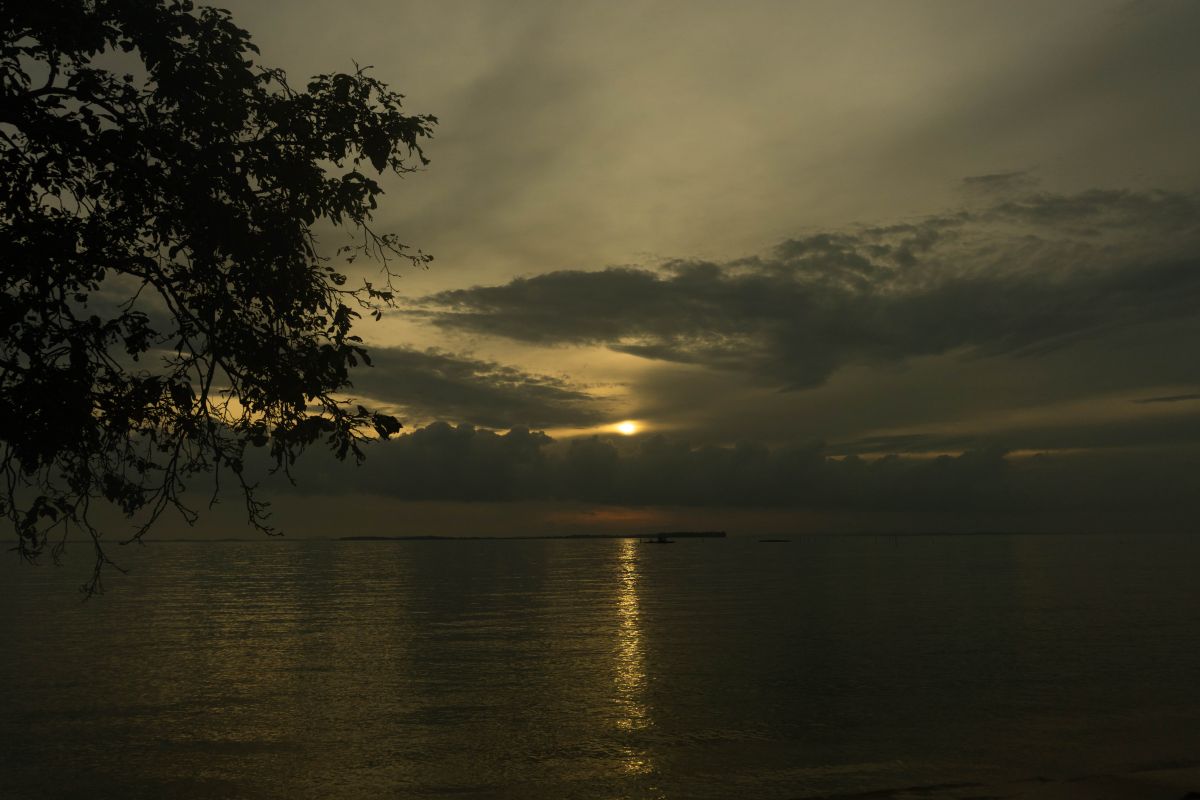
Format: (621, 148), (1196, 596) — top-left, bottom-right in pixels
(1, 0), (436, 590)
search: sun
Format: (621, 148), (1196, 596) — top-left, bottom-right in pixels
(615, 420), (638, 436)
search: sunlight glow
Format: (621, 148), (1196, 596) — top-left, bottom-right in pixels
(616, 421), (638, 436)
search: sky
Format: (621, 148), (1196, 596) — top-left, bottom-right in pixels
(193, 0), (1200, 536)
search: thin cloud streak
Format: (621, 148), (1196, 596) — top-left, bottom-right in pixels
(1133, 393), (1200, 405)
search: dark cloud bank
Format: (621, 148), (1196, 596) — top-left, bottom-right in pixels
(410, 188), (1200, 391)
(282, 422), (1200, 520)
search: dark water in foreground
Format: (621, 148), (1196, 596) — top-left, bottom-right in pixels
(2, 534), (1199, 799)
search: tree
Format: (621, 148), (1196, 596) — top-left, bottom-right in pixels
(1, 0), (436, 591)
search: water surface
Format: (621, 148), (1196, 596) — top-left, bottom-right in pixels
(2, 534), (1198, 798)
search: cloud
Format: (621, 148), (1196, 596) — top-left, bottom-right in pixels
(962, 169), (1038, 196)
(346, 346), (608, 429)
(283, 423), (1200, 516)
(1134, 392), (1200, 405)
(345, 422), (556, 502)
(410, 188), (1200, 390)
(988, 188), (1198, 230)
(833, 407), (1200, 456)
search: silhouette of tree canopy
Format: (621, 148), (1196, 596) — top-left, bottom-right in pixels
(1, 0), (435, 590)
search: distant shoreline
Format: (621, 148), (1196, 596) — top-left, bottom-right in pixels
(53, 530), (1196, 544)
(339, 531), (728, 541)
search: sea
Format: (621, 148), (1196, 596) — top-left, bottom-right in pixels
(1, 533), (1198, 799)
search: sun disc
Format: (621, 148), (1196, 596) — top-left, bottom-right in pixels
(616, 421), (638, 436)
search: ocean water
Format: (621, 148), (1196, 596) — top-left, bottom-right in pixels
(1, 534), (1198, 799)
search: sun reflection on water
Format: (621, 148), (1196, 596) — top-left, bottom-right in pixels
(613, 537), (658, 782)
